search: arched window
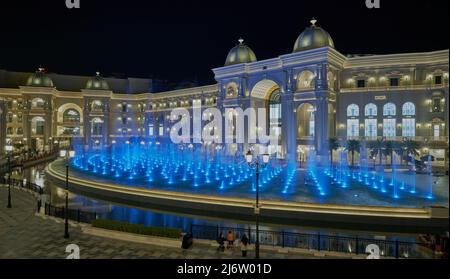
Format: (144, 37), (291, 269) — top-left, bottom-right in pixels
(31, 98), (45, 109)
(402, 102), (416, 137)
(225, 82), (238, 98)
(91, 100), (104, 112)
(91, 117), (104, 136)
(364, 103), (377, 116)
(382, 103), (396, 137)
(296, 71), (315, 90)
(31, 116), (45, 136)
(402, 102), (415, 116)
(383, 103), (396, 116)
(364, 104), (377, 138)
(63, 109), (80, 123)
(347, 104), (359, 117)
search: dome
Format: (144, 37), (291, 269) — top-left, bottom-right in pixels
(86, 72), (110, 90)
(26, 68), (54, 87)
(225, 38), (257, 66)
(293, 19), (334, 53)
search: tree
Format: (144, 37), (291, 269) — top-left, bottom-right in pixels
(346, 140), (360, 167)
(383, 140), (395, 166)
(403, 139), (420, 163)
(369, 139), (384, 166)
(328, 138), (340, 168)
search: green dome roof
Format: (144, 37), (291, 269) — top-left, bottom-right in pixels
(225, 38), (257, 66)
(26, 68), (54, 87)
(293, 19), (334, 53)
(86, 72), (109, 90)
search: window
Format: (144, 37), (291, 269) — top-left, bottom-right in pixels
(365, 119), (377, 137)
(347, 104), (359, 117)
(149, 124), (154, 136)
(365, 103), (377, 117)
(122, 103), (128, 113)
(122, 117), (127, 125)
(347, 119), (359, 137)
(390, 78), (399, 87)
(383, 119), (396, 137)
(432, 97), (441, 112)
(297, 71), (315, 90)
(434, 124), (440, 138)
(402, 102), (415, 116)
(309, 110), (315, 137)
(16, 127), (23, 135)
(159, 124), (164, 136)
(7, 113), (13, 123)
(402, 119), (415, 137)
(92, 100), (103, 111)
(383, 103), (396, 116)
(63, 109), (80, 123)
(31, 98), (45, 109)
(357, 79), (366, 88)
(435, 76), (442, 85)
(7, 127), (13, 135)
(91, 118), (104, 136)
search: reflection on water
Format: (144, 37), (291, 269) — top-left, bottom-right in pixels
(20, 163), (419, 241)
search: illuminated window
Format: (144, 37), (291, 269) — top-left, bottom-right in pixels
(347, 119), (359, 137)
(402, 102), (415, 116)
(365, 103), (377, 117)
(383, 119), (396, 138)
(383, 103), (396, 116)
(390, 78), (399, 87)
(159, 124), (164, 136)
(402, 119), (415, 137)
(347, 104), (359, 117)
(365, 119), (377, 137)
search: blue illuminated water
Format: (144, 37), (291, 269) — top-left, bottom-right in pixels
(69, 139), (448, 208)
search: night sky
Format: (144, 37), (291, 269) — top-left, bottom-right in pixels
(0, 0), (448, 85)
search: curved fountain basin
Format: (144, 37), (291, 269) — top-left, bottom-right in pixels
(46, 160), (449, 232)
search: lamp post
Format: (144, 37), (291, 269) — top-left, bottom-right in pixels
(246, 150), (270, 259)
(5, 144), (13, 208)
(60, 147), (75, 239)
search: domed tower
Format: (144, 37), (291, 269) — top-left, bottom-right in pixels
(224, 38), (257, 66)
(26, 67), (54, 87)
(293, 18), (334, 53)
(85, 72), (110, 90)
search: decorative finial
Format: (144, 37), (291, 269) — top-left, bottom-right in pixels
(310, 18), (317, 26)
(238, 38), (244, 45)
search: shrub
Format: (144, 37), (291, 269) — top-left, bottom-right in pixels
(91, 219), (182, 239)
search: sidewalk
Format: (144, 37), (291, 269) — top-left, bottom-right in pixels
(0, 186), (359, 259)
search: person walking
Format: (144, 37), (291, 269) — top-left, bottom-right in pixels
(217, 233), (225, 252)
(241, 234), (249, 257)
(227, 230), (234, 249)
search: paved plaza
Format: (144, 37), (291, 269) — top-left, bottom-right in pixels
(0, 186), (360, 259)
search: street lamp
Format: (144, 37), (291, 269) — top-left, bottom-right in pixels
(246, 150), (270, 259)
(5, 144), (13, 208)
(60, 147), (75, 239)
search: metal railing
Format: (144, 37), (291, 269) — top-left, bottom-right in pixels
(189, 224), (427, 259)
(44, 203), (97, 224)
(0, 177), (44, 195)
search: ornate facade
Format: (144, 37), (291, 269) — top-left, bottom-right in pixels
(1, 19), (448, 165)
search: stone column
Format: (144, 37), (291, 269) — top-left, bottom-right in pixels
(0, 99), (6, 153)
(281, 70), (296, 163)
(314, 64), (330, 160)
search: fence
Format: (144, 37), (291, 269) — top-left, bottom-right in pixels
(190, 224), (425, 259)
(0, 177), (44, 195)
(44, 203), (97, 224)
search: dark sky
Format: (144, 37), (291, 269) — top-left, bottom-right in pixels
(0, 0), (448, 85)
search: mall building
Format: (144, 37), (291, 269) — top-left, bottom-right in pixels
(0, 19), (448, 166)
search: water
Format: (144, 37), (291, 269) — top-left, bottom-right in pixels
(68, 139), (448, 208)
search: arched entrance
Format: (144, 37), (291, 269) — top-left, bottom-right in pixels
(250, 79), (283, 158)
(296, 103), (316, 162)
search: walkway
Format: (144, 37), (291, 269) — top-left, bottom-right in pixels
(1, 186), (355, 259)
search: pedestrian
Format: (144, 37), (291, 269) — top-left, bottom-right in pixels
(241, 234), (249, 257)
(217, 233), (225, 252)
(37, 197), (42, 213)
(227, 230), (234, 249)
